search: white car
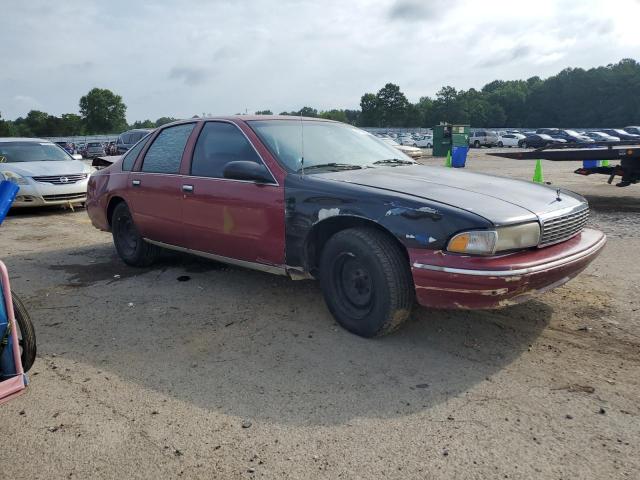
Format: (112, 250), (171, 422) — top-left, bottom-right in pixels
(414, 135), (433, 148)
(380, 137), (423, 158)
(0, 138), (93, 207)
(497, 133), (526, 147)
(397, 135), (416, 146)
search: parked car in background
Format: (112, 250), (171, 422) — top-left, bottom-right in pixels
(469, 130), (500, 148)
(518, 134), (566, 148)
(498, 133), (525, 147)
(583, 131), (620, 142)
(624, 126), (640, 136)
(381, 137), (423, 158)
(84, 142), (106, 158)
(86, 116), (605, 338)
(552, 129), (594, 143)
(115, 128), (153, 154)
(600, 128), (640, 141)
(414, 135), (433, 148)
(0, 138), (93, 207)
(397, 135), (417, 146)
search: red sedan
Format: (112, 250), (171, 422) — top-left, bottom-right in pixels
(87, 117), (605, 337)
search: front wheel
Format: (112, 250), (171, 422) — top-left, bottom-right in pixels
(522, 142), (528, 149)
(10, 292), (36, 372)
(473, 140), (480, 148)
(497, 141), (503, 147)
(319, 228), (414, 337)
(111, 202), (159, 267)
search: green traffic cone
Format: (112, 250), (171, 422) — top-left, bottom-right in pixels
(601, 159), (610, 167)
(533, 159), (544, 183)
(445, 150), (452, 168)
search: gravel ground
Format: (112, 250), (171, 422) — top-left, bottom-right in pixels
(0, 151), (638, 479)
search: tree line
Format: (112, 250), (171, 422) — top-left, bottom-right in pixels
(1, 58), (639, 137)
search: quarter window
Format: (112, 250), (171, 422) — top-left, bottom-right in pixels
(121, 134), (151, 171)
(191, 122), (262, 178)
(141, 123), (195, 174)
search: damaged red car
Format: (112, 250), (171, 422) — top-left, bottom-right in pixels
(87, 117), (606, 337)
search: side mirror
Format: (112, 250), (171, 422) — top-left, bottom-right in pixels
(223, 161), (273, 183)
(72, 154), (83, 160)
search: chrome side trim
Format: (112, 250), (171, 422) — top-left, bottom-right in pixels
(144, 239), (287, 276)
(412, 234), (606, 277)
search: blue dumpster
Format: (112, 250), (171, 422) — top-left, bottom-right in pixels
(451, 146), (469, 168)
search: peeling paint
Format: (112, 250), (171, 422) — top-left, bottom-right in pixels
(384, 204), (441, 220)
(318, 208), (340, 220)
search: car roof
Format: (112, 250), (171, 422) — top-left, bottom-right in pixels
(0, 137), (52, 144)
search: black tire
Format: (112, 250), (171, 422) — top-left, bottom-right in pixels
(10, 292), (36, 372)
(522, 141), (528, 149)
(111, 202), (159, 267)
(473, 140), (480, 148)
(319, 227), (414, 337)
(497, 141), (503, 147)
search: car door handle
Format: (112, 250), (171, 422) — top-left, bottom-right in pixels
(182, 184), (194, 193)
(132, 179), (141, 186)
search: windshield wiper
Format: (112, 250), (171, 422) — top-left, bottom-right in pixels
(297, 163), (363, 173)
(373, 158), (414, 166)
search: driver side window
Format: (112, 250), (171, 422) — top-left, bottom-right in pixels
(191, 122), (262, 178)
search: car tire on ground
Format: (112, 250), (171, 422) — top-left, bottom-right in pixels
(111, 202), (159, 267)
(473, 140), (480, 148)
(10, 291), (36, 373)
(319, 227), (414, 338)
(498, 141), (503, 147)
(427, 143), (432, 148)
(522, 141), (528, 149)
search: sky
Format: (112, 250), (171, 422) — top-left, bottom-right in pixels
(1, 0), (639, 122)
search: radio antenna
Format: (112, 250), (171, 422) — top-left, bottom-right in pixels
(299, 114), (305, 175)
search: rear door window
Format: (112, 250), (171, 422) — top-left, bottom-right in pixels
(122, 134), (151, 171)
(141, 123), (195, 174)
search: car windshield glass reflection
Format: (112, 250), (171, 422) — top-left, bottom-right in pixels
(249, 120), (414, 173)
(0, 142), (72, 163)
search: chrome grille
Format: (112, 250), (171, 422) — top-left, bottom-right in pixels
(43, 193), (86, 202)
(33, 173), (88, 185)
(540, 205), (589, 246)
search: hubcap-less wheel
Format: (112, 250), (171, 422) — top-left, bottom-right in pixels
(115, 209), (139, 258)
(336, 254), (373, 314)
(111, 202), (159, 267)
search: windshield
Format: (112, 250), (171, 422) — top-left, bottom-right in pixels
(0, 142), (72, 163)
(564, 130), (581, 136)
(249, 120), (412, 172)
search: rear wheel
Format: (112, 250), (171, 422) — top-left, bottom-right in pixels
(497, 141), (503, 147)
(522, 141), (528, 149)
(473, 140), (480, 148)
(10, 292), (36, 372)
(319, 227), (414, 337)
(111, 202), (159, 267)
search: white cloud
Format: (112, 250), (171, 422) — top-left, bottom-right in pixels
(0, 0), (638, 121)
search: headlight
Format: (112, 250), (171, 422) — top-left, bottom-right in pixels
(447, 222), (540, 255)
(1, 171), (28, 185)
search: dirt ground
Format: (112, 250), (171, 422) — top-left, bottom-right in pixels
(1, 150), (639, 479)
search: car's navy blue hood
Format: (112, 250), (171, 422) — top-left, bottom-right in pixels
(315, 165), (586, 226)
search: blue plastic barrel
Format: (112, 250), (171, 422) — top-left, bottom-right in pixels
(451, 146), (469, 168)
(0, 180), (19, 225)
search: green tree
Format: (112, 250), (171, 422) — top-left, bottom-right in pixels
(79, 88), (127, 134)
(130, 120), (155, 129)
(319, 109), (348, 122)
(359, 93), (380, 126)
(0, 112), (18, 136)
(255, 110), (273, 115)
(155, 117), (178, 127)
(376, 83), (409, 127)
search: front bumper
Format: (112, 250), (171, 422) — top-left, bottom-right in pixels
(410, 228), (606, 309)
(12, 180), (88, 207)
